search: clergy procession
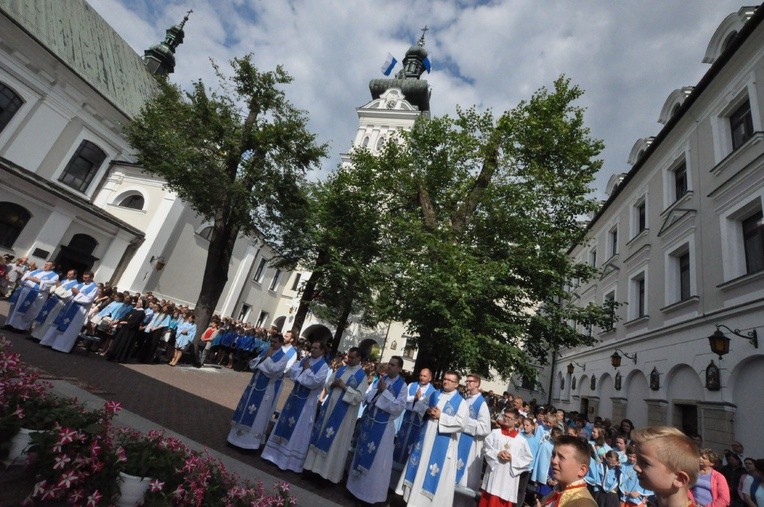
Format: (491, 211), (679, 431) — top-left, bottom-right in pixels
(224, 338), (665, 507)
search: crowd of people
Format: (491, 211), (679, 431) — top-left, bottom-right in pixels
(3, 256), (762, 507)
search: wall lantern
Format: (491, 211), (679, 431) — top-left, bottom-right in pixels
(610, 348), (637, 368)
(150, 255), (167, 271)
(705, 360), (720, 391)
(567, 361), (586, 375)
(649, 367), (660, 390)
(708, 324), (758, 359)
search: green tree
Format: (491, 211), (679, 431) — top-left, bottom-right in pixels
(350, 77), (611, 381)
(124, 56), (326, 336)
(288, 164), (387, 351)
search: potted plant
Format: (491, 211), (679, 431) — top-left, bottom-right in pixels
(112, 428), (189, 506)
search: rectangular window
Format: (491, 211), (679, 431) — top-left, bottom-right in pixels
(730, 99), (754, 150)
(589, 248), (597, 267)
(256, 311), (269, 328)
(403, 340), (417, 359)
(609, 227), (618, 257)
(679, 252), (691, 301)
(59, 140), (107, 193)
(253, 258), (267, 283)
(743, 210), (764, 274)
(630, 273), (646, 320)
(674, 163), (687, 201)
(238, 303), (251, 322)
(637, 201), (646, 233)
(291, 273), (302, 291)
(637, 278), (645, 317)
(604, 291), (616, 331)
(269, 269), (282, 291)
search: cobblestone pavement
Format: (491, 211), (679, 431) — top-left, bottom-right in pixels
(0, 301), (408, 506)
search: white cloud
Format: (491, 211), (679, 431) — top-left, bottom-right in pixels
(88, 0), (744, 195)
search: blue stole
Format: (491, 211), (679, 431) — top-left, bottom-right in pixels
(18, 270), (56, 314)
(403, 390), (464, 498)
(272, 346), (298, 397)
(393, 382), (435, 463)
(35, 279), (78, 324)
(231, 348), (286, 427)
(270, 357), (326, 443)
(455, 394), (486, 483)
(352, 374), (406, 474)
(8, 287), (21, 304)
(310, 365), (367, 454)
(54, 283), (97, 332)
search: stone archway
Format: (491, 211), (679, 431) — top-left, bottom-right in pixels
(358, 338), (381, 362)
(301, 324), (333, 346)
(729, 354), (764, 457)
(666, 364), (704, 437)
(598, 373), (615, 421)
(624, 370), (649, 428)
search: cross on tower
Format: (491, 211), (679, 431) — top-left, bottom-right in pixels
(418, 25), (429, 46)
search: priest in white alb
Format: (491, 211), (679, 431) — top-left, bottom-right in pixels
(227, 332), (289, 450)
(45, 272), (98, 353)
(396, 370), (468, 506)
(5, 261), (59, 332)
(479, 407), (534, 507)
(347, 356), (408, 504)
(303, 346), (368, 483)
(261, 340), (329, 473)
(454, 373), (492, 507)
(33, 269), (79, 342)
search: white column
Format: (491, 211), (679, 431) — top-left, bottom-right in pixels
(93, 234), (130, 282)
(116, 191), (182, 292)
(218, 241), (259, 316)
(29, 210), (73, 262)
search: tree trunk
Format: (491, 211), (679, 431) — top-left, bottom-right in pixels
(330, 298), (353, 354)
(292, 248), (329, 335)
(193, 219), (239, 340)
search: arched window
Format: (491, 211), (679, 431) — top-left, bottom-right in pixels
(0, 83), (24, 134)
(117, 193), (145, 210)
(0, 201), (31, 248)
(68, 233), (98, 255)
(721, 30), (738, 52)
(198, 226), (213, 240)
(362, 136), (369, 147)
(58, 140), (107, 193)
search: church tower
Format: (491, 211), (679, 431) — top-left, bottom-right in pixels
(144, 11), (192, 75)
(341, 28), (432, 164)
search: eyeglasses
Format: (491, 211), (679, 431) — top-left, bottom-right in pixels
(442, 378), (459, 384)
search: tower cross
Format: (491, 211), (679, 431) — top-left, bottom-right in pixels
(418, 25), (429, 46)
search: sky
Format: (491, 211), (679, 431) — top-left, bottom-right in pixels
(88, 0), (747, 198)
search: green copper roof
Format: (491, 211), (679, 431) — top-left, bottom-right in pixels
(0, 0), (159, 119)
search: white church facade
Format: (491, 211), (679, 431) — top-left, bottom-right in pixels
(551, 6), (764, 457)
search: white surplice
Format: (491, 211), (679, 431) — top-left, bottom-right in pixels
(260, 356), (329, 473)
(395, 389), (468, 507)
(480, 428), (534, 502)
(303, 364), (368, 483)
(454, 393), (492, 507)
(6, 270), (58, 330)
(46, 283), (98, 353)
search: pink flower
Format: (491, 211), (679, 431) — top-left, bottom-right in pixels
(86, 490), (102, 507)
(57, 428), (78, 445)
(149, 479), (165, 492)
(68, 489), (86, 503)
(104, 400), (122, 414)
(31, 480), (49, 498)
(53, 454), (72, 470)
(116, 446), (127, 462)
(57, 470), (79, 489)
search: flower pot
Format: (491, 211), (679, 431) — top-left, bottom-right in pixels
(117, 471), (151, 507)
(4, 427), (36, 465)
